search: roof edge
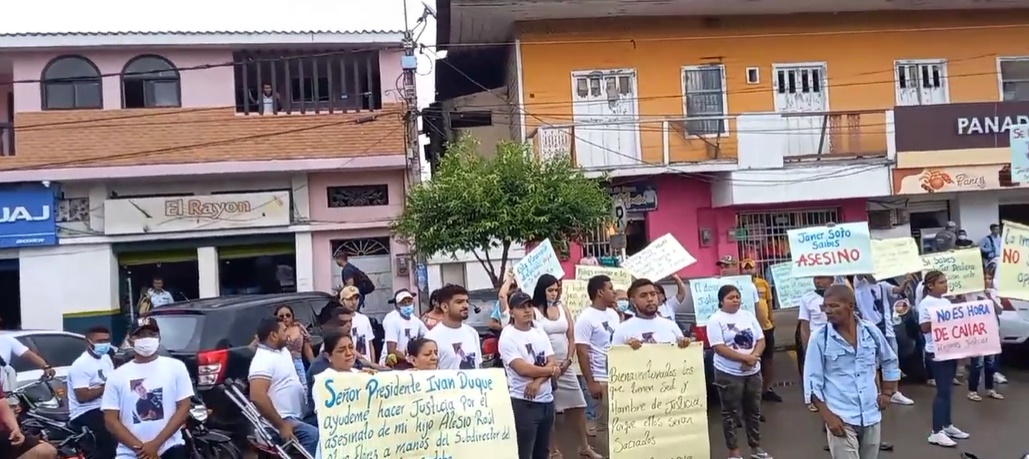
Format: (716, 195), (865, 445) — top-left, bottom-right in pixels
(0, 31), (406, 49)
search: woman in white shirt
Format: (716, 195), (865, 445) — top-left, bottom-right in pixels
(707, 285), (771, 459)
(918, 270), (970, 447)
(500, 292), (561, 459)
(532, 274), (599, 459)
(963, 269), (1004, 402)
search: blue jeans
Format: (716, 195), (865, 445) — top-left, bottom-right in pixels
(272, 417), (319, 457)
(927, 354), (957, 432)
(968, 354), (998, 392)
(577, 376), (595, 421)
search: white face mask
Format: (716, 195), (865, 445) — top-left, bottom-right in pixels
(133, 337), (160, 357)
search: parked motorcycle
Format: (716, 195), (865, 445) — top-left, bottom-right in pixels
(11, 377), (92, 458)
(183, 393), (241, 459)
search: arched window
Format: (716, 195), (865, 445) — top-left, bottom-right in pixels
(41, 55), (102, 110)
(121, 55), (181, 108)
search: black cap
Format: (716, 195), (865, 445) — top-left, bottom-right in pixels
(508, 292), (532, 308)
(130, 317), (160, 336)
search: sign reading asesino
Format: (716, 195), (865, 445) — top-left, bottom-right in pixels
(0, 187), (57, 248)
(787, 222), (873, 277)
(103, 191), (291, 235)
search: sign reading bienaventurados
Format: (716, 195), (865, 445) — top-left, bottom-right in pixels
(786, 222), (874, 277)
(607, 344), (709, 459)
(103, 191), (292, 235)
(313, 368), (518, 459)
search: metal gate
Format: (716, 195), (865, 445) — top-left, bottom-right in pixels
(735, 209), (840, 303)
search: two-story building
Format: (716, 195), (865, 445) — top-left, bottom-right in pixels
(434, 2), (1029, 280)
(0, 28), (412, 331)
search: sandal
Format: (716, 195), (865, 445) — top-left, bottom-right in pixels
(807, 404), (818, 412)
(967, 392), (982, 402)
(551, 451), (563, 459)
(578, 446), (603, 459)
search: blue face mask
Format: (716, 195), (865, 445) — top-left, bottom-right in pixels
(399, 305), (415, 317)
(91, 342), (110, 356)
(616, 300), (630, 312)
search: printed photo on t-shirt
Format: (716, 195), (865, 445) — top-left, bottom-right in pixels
(354, 332), (368, 355)
(641, 332), (657, 344)
(726, 324), (756, 351)
(525, 343), (546, 366)
(601, 321), (615, 341)
(97, 368), (108, 382)
(130, 379), (164, 424)
(451, 343), (478, 370)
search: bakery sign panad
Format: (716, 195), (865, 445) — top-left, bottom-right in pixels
(103, 191), (291, 235)
(894, 165), (1029, 195)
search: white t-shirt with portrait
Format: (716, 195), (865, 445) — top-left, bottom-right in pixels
(611, 316), (683, 345)
(380, 310), (429, 364)
(918, 295), (952, 355)
(67, 351), (115, 421)
(500, 325), (555, 403)
(573, 306), (621, 382)
(798, 291), (828, 337)
(100, 356), (194, 459)
(248, 346), (307, 419)
(351, 312), (376, 362)
(706, 308), (765, 376)
(426, 323), (482, 370)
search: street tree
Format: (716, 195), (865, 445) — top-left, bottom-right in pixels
(392, 135), (612, 287)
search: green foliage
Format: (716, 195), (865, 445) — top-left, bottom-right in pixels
(391, 135), (612, 286)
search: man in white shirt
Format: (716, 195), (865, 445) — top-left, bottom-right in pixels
(613, 278), (690, 348)
(0, 334), (55, 381)
(339, 286), (376, 364)
(797, 275), (836, 376)
(380, 289), (429, 366)
(68, 326), (117, 459)
(426, 284), (482, 370)
(101, 318), (193, 459)
(574, 275), (620, 453)
(248, 317), (318, 458)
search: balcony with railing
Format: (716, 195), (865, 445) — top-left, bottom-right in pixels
(736, 109), (891, 167)
(234, 49), (384, 115)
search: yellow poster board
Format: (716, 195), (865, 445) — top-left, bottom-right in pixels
(575, 265), (633, 291)
(607, 344), (709, 459)
(870, 237), (922, 280)
(998, 220), (1029, 300)
(561, 279), (589, 376)
(920, 248), (984, 296)
(313, 368), (518, 459)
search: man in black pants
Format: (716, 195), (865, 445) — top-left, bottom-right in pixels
(67, 326), (117, 459)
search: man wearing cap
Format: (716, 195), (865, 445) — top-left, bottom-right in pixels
(339, 286), (376, 364)
(380, 289), (429, 367)
(934, 221), (958, 252)
(101, 318), (194, 459)
(740, 258), (781, 403)
(426, 284), (482, 370)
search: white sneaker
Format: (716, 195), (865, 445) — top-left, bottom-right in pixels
(995, 372), (1009, 384)
(890, 392), (915, 405)
(943, 425), (970, 439)
(928, 431), (957, 447)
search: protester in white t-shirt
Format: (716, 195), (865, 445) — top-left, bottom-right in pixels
(339, 286), (376, 364)
(248, 317), (319, 457)
(613, 278), (690, 347)
(68, 326), (117, 459)
(0, 333), (56, 379)
(426, 284), (482, 370)
(380, 289), (429, 366)
(500, 291), (560, 459)
(918, 270), (971, 447)
(706, 285), (770, 459)
(573, 275), (620, 452)
(655, 274), (687, 321)
(100, 318), (193, 459)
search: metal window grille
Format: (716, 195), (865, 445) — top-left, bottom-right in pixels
(580, 224), (614, 259)
(735, 209), (840, 308)
(1001, 59), (1029, 101)
(683, 66), (726, 135)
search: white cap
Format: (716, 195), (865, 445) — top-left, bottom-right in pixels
(394, 290), (415, 303)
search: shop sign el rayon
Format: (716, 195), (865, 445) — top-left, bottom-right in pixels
(102, 191), (292, 236)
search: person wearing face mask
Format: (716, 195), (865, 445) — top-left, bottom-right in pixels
(247, 317), (319, 458)
(955, 230), (975, 248)
(381, 289), (430, 367)
(67, 326), (117, 459)
(100, 318), (194, 459)
(614, 289), (631, 320)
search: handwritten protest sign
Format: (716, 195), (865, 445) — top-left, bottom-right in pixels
(689, 275), (756, 324)
(621, 233), (697, 281)
(607, 344), (709, 459)
(560, 279), (590, 376)
(998, 220), (1029, 300)
(313, 368), (517, 459)
(787, 222), (873, 277)
(514, 239), (565, 290)
(871, 237), (922, 280)
(768, 262), (813, 309)
(575, 265), (633, 291)
(921, 249), (984, 296)
(927, 299), (1001, 361)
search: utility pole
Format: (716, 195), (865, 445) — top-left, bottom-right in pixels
(401, 1), (429, 302)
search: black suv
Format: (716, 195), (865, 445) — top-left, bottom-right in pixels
(115, 292), (362, 430)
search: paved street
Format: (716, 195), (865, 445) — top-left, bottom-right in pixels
(556, 351), (1029, 458)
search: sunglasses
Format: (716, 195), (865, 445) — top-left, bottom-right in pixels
(277, 313), (292, 319)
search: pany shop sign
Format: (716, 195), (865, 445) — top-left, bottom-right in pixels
(103, 191), (291, 235)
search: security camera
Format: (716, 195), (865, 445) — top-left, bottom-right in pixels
(421, 0), (437, 18)
(41, 180), (50, 188)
